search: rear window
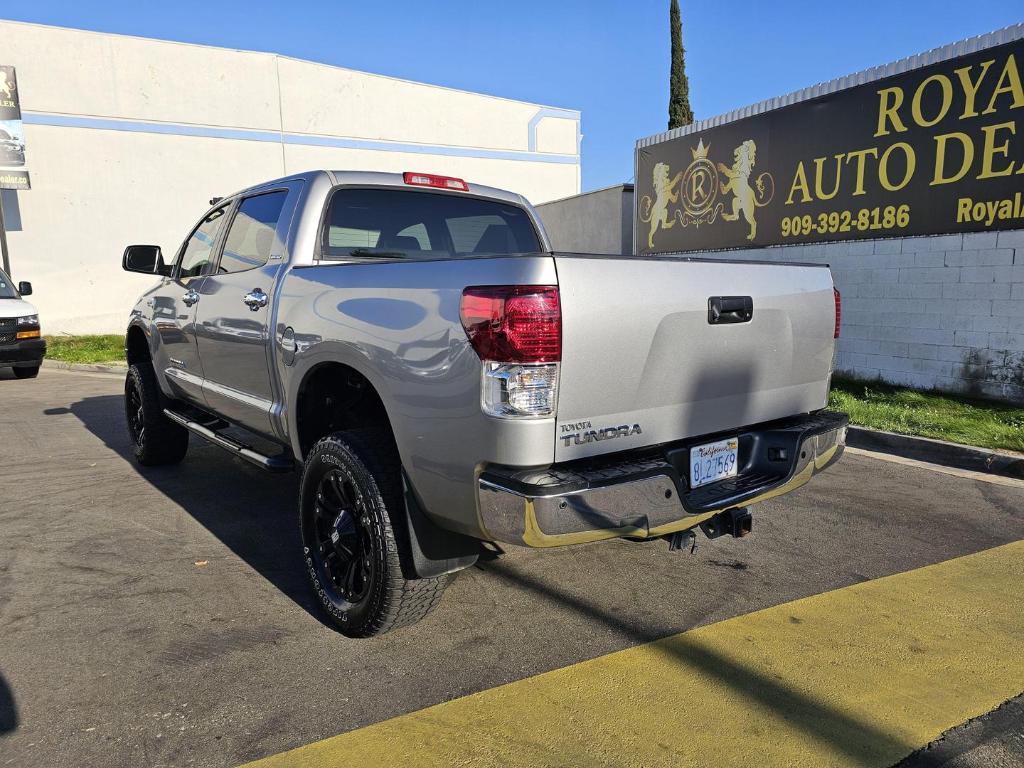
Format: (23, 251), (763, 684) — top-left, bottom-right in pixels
(322, 188), (541, 259)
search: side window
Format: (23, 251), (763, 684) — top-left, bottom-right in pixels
(178, 207), (228, 279)
(219, 191), (288, 274)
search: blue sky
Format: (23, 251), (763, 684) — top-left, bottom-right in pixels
(4, 1), (1022, 191)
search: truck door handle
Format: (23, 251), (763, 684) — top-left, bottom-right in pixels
(182, 290), (200, 307)
(708, 296), (753, 324)
(243, 288), (268, 311)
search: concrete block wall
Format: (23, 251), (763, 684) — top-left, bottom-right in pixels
(706, 230), (1024, 403)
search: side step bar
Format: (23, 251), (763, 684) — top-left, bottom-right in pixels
(163, 409), (293, 473)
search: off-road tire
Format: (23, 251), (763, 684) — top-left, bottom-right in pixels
(124, 363), (189, 466)
(299, 430), (449, 638)
(12, 365), (40, 379)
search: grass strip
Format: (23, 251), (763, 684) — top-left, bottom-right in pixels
(829, 375), (1024, 453)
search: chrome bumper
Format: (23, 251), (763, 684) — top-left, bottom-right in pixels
(477, 411), (848, 547)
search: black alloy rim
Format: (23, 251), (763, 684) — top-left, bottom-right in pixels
(126, 378), (144, 446)
(312, 468), (374, 605)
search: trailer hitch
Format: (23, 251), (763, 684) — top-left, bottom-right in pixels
(700, 507), (753, 539)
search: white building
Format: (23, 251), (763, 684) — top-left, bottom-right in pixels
(0, 20), (581, 333)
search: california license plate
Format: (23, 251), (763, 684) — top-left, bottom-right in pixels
(689, 437), (739, 489)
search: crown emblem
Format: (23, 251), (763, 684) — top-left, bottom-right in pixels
(690, 138), (710, 160)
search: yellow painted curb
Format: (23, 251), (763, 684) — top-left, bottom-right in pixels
(245, 540), (1024, 768)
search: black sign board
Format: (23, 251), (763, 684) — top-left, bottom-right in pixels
(0, 65), (29, 189)
(636, 38), (1024, 254)
(0, 170), (30, 190)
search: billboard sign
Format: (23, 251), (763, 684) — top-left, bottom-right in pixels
(0, 65), (29, 190)
(636, 37), (1023, 254)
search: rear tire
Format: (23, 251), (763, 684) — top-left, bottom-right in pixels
(299, 430), (449, 637)
(124, 363), (189, 466)
(13, 365), (40, 379)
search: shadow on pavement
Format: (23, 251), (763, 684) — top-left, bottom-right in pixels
(58, 374), (908, 762)
(476, 558), (917, 765)
(63, 394), (326, 624)
(0, 674), (16, 735)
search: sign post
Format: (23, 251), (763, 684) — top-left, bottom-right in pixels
(0, 64), (29, 276)
(0, 195), (9, 275)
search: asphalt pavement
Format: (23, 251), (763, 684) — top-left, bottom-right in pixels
(0, 368), (1022, 768)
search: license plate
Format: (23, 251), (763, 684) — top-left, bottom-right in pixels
(689, 437), (739, 489)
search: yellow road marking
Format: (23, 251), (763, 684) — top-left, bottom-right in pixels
(245, 541), (1024, 767)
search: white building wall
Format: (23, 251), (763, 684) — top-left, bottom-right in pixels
(0, 20), (580, 333)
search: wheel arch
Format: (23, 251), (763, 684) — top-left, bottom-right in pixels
(289, 357), (480, 578)
(291, 359), (397, 462)
(124, 323), (151, 365)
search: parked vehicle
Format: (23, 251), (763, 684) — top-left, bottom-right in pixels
(121, 170), (848, 637)
(0, 268), (43, 378)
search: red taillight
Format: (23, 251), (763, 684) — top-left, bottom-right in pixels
(833, 287), (841, 339)
(403, 171), (469, 192)
(460, 286), (561, 363)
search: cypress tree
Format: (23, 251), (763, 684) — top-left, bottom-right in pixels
(668, 0), (694, 130)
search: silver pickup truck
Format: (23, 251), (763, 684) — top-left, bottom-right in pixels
(122, 170), (847, 637)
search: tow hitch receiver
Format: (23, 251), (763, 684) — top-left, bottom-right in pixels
(700, 507), (753, 539)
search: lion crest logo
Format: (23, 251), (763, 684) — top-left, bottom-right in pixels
(639, 137), (774, 248)
(638, 161), (682, 249)
(717, 139), (774, 241)
(0, 70), (14, 101)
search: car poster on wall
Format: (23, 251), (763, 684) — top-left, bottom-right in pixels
(0, 65), (30, 191)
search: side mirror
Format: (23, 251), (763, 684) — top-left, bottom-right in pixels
(123, 245), (169, 276)
(17, 281), (32, 296)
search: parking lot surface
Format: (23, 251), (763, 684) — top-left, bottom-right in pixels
(1, 368), (1023, 768)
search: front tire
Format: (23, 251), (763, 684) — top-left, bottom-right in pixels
(124, 363), (189, 466)
(12, 364), (40, 379)
(299, 430), (449, 637)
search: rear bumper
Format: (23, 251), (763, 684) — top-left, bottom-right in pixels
(0, 338), (46, 367)
(478, 410), (848, 547)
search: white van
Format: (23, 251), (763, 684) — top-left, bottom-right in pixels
(0, 267), (44, 379)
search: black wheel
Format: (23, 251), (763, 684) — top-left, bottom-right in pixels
(12, 365), (40, 379)
(124, 363), (189, 466)
(300, 430), (449, 637)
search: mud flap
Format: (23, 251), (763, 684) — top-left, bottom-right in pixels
(399, 471), (479, 579)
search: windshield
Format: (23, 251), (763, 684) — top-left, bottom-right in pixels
(321, 188), (542, 260)
(0, 269), (19, 299)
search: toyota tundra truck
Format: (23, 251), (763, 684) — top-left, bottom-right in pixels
(121, 170), (847, 637)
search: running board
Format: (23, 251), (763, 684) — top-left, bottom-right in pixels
(163, 409), (293, 472)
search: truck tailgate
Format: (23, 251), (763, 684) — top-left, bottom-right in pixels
(554, 255), (836, 462)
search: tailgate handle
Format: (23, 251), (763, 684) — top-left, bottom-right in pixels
(708, 296), (753, 325)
